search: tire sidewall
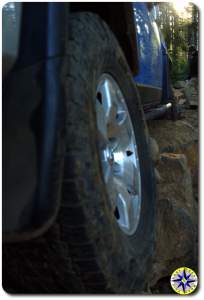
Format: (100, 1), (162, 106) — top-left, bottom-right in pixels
(67, 13), (156, 292)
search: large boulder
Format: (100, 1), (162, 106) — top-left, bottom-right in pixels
(149, 153), (197, 287)
(183, 108), (198, 129)
(148, 136), (160, 165)
(148, 119), (198, 153)
(147, 101), (198, 292)
(150, 198), (196, 287)
(148, 119), (198, 194)
(157, 153), (197, 221)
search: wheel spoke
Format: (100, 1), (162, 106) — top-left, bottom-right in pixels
(114, 178), (137, 230)
(108, 121), (131, 153)
(105, 169), (118, 206)
(99, 78), (117, 119)
(113, 158), (140, 195)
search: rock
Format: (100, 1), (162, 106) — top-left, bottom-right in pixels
(150, 276), (175, 294)
(183, 108), (198, 129)
(157, 153), (196, 220)
(178, 98), (187, 106)
(147, 119), (198, 190)
(150, 198), (196, 287)
(149, 153), (197, 287)
(154, 168), (162, 184)
(149, 136), (160, 164)
(148, 119), (197, 153)
(184, 77), (198, 107)
(173, 80), (186, 89)
(147, 102), (198, 292)
(172, 88), (185, 102)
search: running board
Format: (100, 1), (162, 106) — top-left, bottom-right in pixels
(145, 103), (172, 120)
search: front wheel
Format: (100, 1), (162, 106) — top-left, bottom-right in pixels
(3, 12), (156, 294)
(60, 12), (156, 293)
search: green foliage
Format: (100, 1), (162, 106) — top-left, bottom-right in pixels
(170, 55), (188, 82)
(155, 2), (198, 82)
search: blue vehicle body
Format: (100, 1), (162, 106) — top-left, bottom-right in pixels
(133, 2), (172, 107)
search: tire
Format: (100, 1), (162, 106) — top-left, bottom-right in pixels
(60, 12), (156, 293)
(3, 12), (156, 294)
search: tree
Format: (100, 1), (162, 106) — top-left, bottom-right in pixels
(155, 2), (199, 81)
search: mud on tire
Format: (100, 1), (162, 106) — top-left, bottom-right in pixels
(3, 13), (156, 294)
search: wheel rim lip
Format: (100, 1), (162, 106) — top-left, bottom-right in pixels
(95, 73), (142, 235)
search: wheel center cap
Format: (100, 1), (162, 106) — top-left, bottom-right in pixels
(107, 149), (114, 165)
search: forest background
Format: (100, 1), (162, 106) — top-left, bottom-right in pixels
(156, 2), (199, 82)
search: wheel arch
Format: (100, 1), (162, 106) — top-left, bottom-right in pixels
(70, 2), (139, 76)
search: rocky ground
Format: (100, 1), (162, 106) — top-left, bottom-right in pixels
(147, 78), (199, 294)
